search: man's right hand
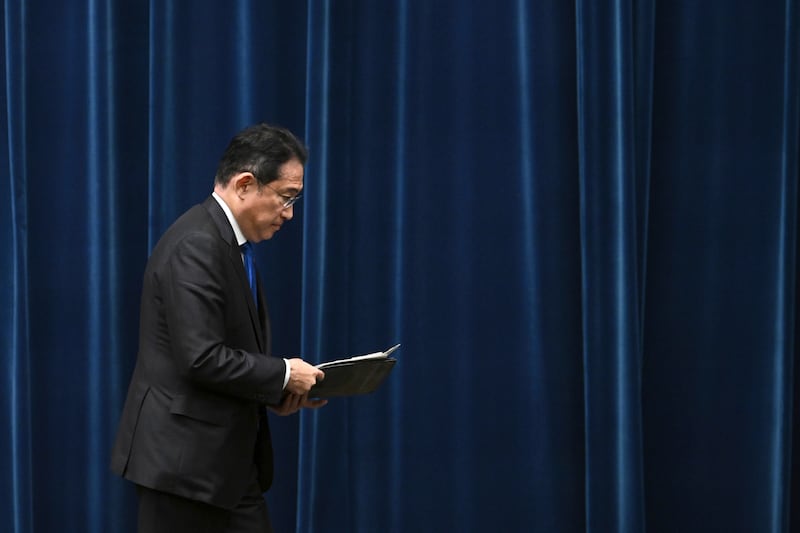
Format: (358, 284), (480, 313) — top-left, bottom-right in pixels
(286, 358), (325, 395)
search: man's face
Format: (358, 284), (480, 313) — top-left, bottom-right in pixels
(237, 158), (304, 242)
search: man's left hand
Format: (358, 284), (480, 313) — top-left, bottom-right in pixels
(269, 393), (328, 416)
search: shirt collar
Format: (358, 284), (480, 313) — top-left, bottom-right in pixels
(212, 191), (247, 246)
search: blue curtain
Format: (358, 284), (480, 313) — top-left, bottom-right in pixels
(2, 1), (799, 532)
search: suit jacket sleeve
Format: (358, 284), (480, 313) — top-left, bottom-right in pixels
(160, 228), (285, 405)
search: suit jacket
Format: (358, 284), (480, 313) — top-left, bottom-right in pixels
(110, 196), (287, 510)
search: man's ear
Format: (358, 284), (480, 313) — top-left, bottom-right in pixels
(232, 172), (257, 199)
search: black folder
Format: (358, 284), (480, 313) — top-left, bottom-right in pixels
(309, 344), (400, 398)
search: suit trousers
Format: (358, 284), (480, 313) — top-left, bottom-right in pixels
(136, 464), (272, 533)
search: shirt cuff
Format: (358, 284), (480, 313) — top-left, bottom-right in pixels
(282, 358), (290, 389)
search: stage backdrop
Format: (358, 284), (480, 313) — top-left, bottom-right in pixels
(2, 1), (799, 532)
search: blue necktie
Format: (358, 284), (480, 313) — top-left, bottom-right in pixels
(240, 242), (258, 307)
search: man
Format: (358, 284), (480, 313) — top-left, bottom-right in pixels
(110, 123), (326, 533)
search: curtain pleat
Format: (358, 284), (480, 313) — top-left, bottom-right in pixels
(2, 1), (799, 532)
(2, 1), (32, 533)
(575, 1), (646, 530)
(784, 2), (800, 531)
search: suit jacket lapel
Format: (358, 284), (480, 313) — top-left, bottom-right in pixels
(203, 197), (266, 352)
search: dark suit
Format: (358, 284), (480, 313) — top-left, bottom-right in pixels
(111, 196), (286, 516)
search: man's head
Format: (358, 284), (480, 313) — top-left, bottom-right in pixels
(214, 124), (308, 242)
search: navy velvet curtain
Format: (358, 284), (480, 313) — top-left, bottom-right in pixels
(2, 1), (799, 532)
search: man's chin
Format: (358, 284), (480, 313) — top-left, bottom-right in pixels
(259, 227), (280, 241)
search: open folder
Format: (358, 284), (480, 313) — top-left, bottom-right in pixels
(309, 344), (400, 398)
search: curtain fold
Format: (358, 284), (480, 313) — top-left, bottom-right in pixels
(297, 2), (331, 531)
(574, 0), (648, 530)
(2, 2), (32, 532)
(777, 2), (799, 530)
(2, 1), (800, 532)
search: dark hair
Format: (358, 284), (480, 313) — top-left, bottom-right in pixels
(214, 123), (308, 186)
